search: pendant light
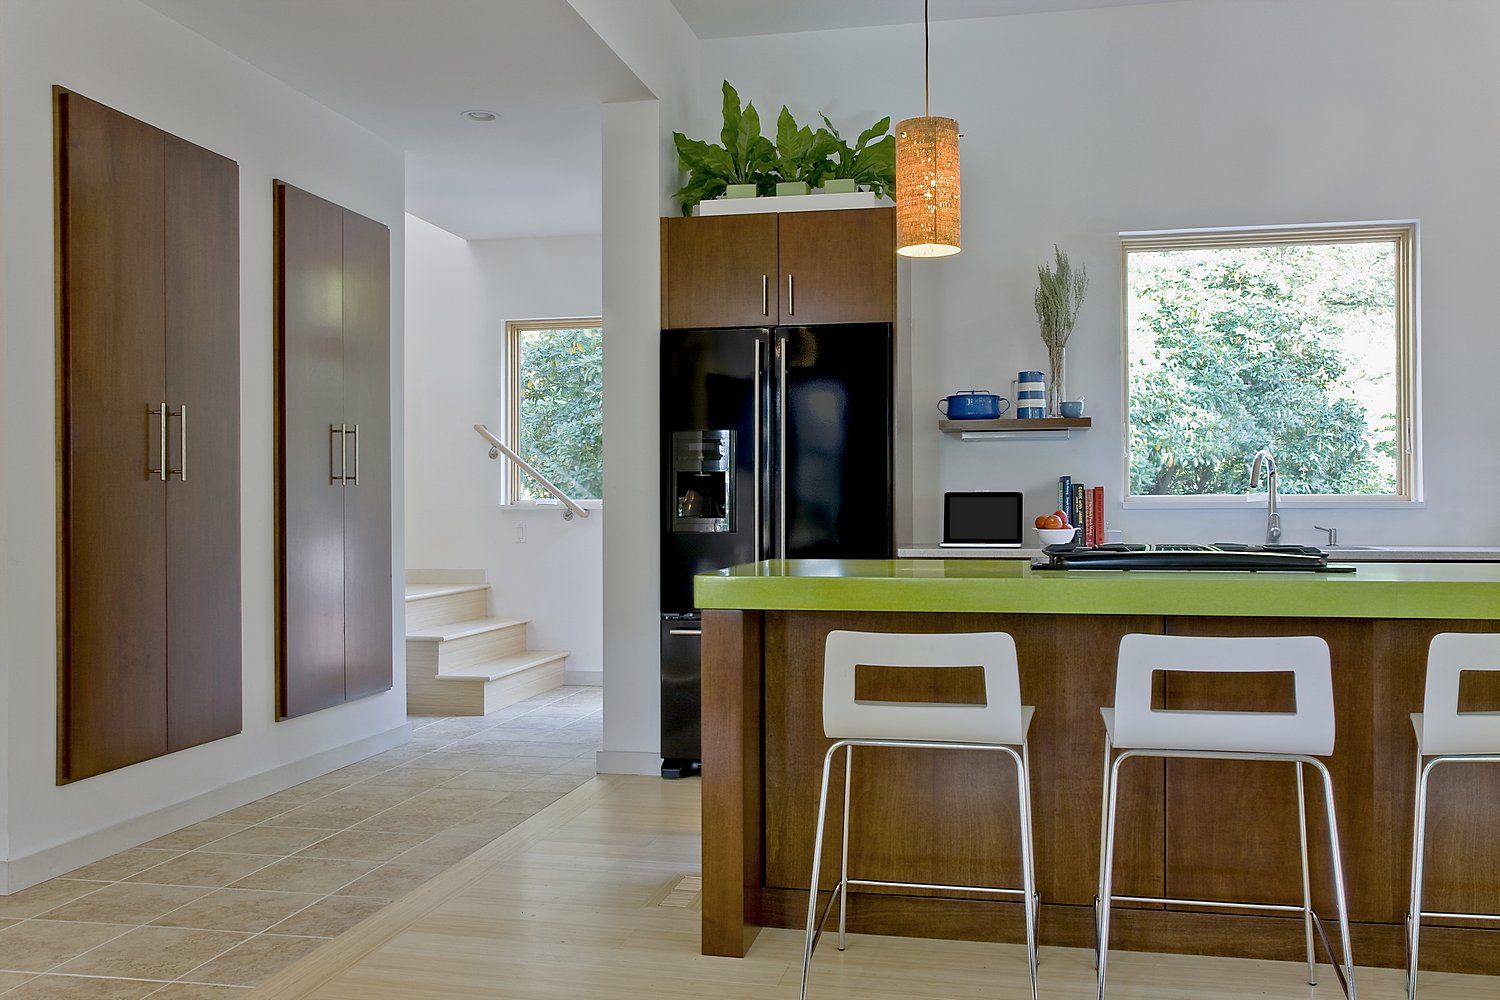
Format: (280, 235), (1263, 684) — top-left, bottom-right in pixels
(895, 0), (961, 257)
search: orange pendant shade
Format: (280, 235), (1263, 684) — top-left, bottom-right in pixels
(895, 115), (961, 257)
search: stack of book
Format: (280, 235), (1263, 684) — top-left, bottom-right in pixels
(1057, 476), (1106, 547)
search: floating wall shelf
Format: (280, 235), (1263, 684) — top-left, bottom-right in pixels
(939, 416), (1092, 441)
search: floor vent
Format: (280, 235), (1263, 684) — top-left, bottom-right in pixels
(658, 874), (703, 908)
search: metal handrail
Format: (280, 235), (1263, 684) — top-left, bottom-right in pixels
(473, 423), (589, 520)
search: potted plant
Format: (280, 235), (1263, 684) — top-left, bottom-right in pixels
(817, 115), (896, 196)
(672, 81), (775, 215)
(1034, 246), (1089, 417)
(770, 106), (835, 196)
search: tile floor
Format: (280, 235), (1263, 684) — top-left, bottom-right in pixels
(0, 685), (602, 998)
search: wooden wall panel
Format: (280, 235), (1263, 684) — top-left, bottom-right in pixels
(275, 182), (347, 719)
(56, 90), (169, 781)
(164, 134), (242, 752)
(340, 208), (393, 702)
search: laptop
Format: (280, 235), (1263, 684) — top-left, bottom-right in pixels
(942, 491), (1023, 548)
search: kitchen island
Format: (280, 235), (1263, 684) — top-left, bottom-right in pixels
(694, 559), (1500, 971)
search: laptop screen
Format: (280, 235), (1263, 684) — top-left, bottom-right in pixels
(943, 491), (1023, 546)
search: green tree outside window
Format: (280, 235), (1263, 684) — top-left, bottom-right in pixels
(512, 324), (603, 501)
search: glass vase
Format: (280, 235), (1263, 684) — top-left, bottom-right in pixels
(1048, 346), (1066, 418)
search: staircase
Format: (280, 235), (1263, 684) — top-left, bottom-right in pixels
(405, 570), (568, 716)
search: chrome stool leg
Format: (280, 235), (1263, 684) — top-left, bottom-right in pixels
(1296, 761), (1318, 986)
(838, 746), (852, 952)
(1022, 737), (1040, 972)
(1092, 732), (1113, 972)
(1015, 744), (1040, 1000)
(1311, 759), (1358, 1000)
(800, 744), (840, 1000)
(1095, 751), (1127, 1000)
(1407, 757), (1432, 999)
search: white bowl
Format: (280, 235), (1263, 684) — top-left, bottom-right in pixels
(1036, 527), (1078, 547)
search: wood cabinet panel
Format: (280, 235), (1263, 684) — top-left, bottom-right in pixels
(340, 209), (393, 702)
(164, 134), (242, 752)
(663, 214), (777, 328)
(275, 182), (347, 719)
(777, 209), (895, 325)
(56, 90), (170, 781)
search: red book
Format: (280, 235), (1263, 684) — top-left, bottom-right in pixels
(1091, 486), (1106, 546)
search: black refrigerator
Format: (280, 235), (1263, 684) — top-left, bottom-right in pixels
(660, 324), (894, 777)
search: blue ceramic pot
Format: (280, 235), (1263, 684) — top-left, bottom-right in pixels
(937, 390), (1011, 420)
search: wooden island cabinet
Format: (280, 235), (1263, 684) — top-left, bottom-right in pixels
(695, 559), (1500, 974)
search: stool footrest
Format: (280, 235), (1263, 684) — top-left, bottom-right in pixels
(1416, 909), (1500, 922)
(1110, 894), (1307, 914)
(851, 878), (1029, 898)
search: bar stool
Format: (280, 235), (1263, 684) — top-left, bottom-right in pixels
(800, 630), (1039, 1000)
(1407, 632), (1500, 999)
(1094, 634), (1357, 1000)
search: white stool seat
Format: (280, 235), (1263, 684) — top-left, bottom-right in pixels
(802, 630), (1040, 1000)
(1094, 633), (1356, 1000)
(1406, 634), (1500, 999)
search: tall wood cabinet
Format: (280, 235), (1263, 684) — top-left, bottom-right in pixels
(274, 181), (392, 720)
(55, 89), (242, 782)
(661, 208), (896, 329)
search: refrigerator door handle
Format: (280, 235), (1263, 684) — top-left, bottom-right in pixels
(777, 335), (788, 561)
(753, 337), (763, 560)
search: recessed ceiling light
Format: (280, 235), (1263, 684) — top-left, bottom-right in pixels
(460, 109), (498, 123)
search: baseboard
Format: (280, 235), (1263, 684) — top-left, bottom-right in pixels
(0, 721), (412, 895)
(563, 670), (602, 686)
(595, 750), (661, 776)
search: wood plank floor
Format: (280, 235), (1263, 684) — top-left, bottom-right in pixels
(249, 775), (1497, 999)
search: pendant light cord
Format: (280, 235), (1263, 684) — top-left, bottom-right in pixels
(923, 0), (930, 117)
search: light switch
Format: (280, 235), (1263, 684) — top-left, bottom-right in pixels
(514, 522), (526, 543)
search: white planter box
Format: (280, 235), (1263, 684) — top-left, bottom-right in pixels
(695, 191), (890, 216)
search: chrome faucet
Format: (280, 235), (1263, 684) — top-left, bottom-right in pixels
(1249, 448), (1281, 545)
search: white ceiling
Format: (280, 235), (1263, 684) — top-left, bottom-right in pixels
(140, 0), (652, 240)
(670, 0), (1186, 39)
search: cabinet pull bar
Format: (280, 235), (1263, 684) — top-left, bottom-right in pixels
(761, 274), (768, 316)
(787, 274), (794, 316)
(168, 405), (187, 482)
(149, 402), (168, 480)
(330, 424), (343, 484)
(668, 628), (703, 637)
(352, 423), (360, 486)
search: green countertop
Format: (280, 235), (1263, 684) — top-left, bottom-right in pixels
(693, 559), (1500, 620)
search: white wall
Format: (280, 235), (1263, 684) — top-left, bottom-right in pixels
(404, 216), (604, 681)
(0, 0), (408, 890)
(694, 0), (1500, 547)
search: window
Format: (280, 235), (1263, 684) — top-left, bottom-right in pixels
(1122, 223), (1417, 503)
(504, 319), (603, 504)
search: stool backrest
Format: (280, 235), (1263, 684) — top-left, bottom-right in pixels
(823, 630), (1023, 744)
(1114, 633), (1334, 756)
(1422, 632), (1500, 756)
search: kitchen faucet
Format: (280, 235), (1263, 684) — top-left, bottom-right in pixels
(1249, 448), (1281, 545)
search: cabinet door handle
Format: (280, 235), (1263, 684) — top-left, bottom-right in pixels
(352, 423), (360, 486)
(787, 274), (794, 316)
(168, 404), (187, 482)
(330, 424), (345, 484)
(668, 628), (702, 637)
(761, 274), (768, 317)
(149, 402), (168, 481)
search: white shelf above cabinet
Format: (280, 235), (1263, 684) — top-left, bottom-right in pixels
(696, 191), (890, 216)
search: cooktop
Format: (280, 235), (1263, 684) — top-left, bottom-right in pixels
(1035, 542), (1356, 573)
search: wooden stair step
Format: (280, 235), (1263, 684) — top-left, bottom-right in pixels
(435, 650), (570, 684)
(406, 616), (528, 643)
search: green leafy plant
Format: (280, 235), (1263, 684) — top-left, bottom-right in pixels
(672, 81), (775, 215)
(819, 114), (896, 197)
(771, 106), (836, 187)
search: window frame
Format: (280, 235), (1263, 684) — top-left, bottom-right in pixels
(1118, 221), (1420, 509)
(502, 316), (605, 508)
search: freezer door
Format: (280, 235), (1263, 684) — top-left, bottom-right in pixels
(660, 329), (771, 611)
(660, 616), (702, 767)
(775, 325), (894, 559)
